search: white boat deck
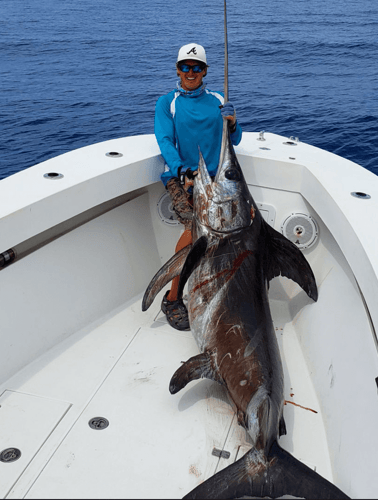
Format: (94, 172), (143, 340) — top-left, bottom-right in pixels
(3, 132), (378, 497)
(1, 284), (331, 499)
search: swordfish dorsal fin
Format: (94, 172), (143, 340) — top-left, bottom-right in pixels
(262, 219), (318, 302)
(142, 245), (192, 312)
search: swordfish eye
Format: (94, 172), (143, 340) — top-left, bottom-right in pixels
(225, 168), (241, 181)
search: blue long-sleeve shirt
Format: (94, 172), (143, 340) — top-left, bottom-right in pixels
(154, 84), (242, 185)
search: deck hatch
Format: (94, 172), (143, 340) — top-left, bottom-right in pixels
(255, 201), (276, 227)
(0, 390), (71, 497)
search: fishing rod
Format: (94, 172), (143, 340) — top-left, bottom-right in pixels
(224, 0), (229, 103)
(218, 0), (230, 165)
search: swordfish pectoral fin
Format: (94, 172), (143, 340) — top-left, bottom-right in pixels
(141, 245), (192, 311)
(169, 352), (223, 395)
(177, 235), (208, 300)
(184, 441), (350, 499)
(262, 220), (318, 301)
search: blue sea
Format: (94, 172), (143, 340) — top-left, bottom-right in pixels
(1, 0), (377, 180)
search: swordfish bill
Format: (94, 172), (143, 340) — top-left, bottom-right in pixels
(142, 122), (349, 498)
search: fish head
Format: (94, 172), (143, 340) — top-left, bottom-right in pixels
(194, 121), (255, 233)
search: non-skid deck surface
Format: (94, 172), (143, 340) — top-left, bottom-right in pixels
(1, 286), (333, 499)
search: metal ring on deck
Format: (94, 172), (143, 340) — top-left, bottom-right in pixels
(0, 448), (22, 463)
(351, 192), (371, 200)
(88, 417), (110, 430)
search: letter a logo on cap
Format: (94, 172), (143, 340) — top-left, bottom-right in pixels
(187, 46), (197, 55)
(177, 43), (207, 65)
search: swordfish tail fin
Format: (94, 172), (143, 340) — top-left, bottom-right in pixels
(184, 441), (349, 499)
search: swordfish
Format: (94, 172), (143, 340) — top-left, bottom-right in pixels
(142, 122), (349, 499)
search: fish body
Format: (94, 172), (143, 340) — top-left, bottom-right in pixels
(182, 223), (285, 456)
(143, 122), (349, 499)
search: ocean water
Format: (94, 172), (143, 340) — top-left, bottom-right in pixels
(1, 0), (377, 179)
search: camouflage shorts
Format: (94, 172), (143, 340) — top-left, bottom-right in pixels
(166, 177), (193, 231)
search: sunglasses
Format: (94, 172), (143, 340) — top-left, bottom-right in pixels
(178, 63), (205, 73)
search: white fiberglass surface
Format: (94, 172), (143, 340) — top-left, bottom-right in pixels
(3, 182), (347, 498)
(5, 179), (369, 498)
(0, 286), (333, 499)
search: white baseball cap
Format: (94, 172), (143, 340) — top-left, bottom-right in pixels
(177, 43), (208, 66)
